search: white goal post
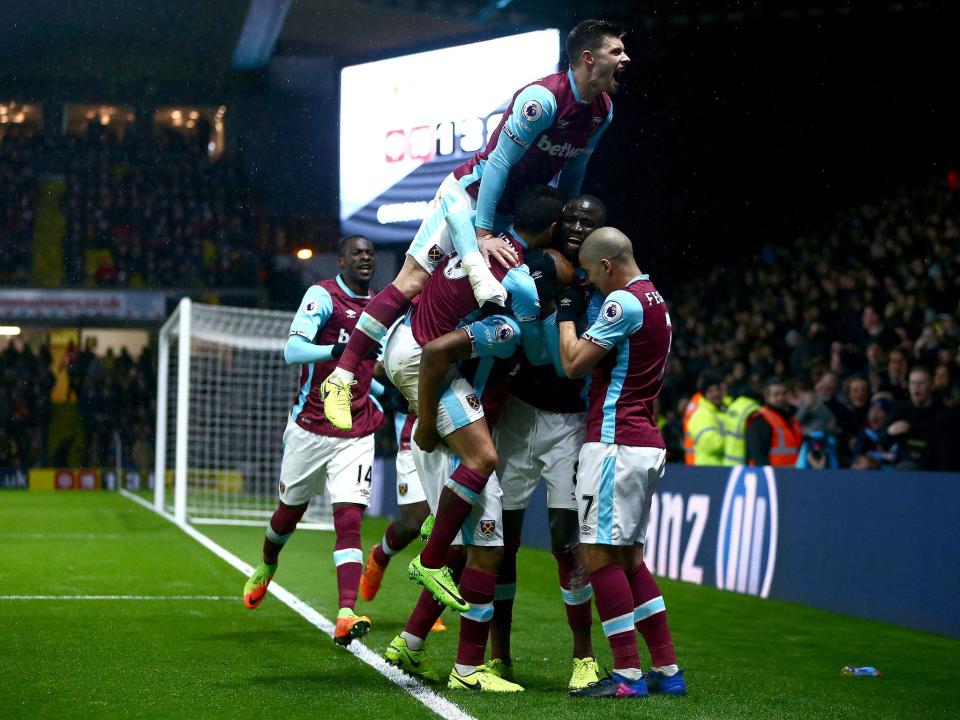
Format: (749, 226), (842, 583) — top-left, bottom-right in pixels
(154, 298), (332, 528)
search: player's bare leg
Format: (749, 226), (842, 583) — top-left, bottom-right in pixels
(322, 258), (428, 430)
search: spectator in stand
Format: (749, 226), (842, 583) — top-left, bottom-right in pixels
(878, 366), (949, 471)
(879, 348), (910, 401)
(746, 378), (803, 467)
(686, 370), (726, 466)
(852, 395), (897, 470)
(933, 363), (959, 407)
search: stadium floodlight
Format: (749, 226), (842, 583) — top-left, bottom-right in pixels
(155, 298), (332, 529)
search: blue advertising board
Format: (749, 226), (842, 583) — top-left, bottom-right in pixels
(380, 461), (960, 638)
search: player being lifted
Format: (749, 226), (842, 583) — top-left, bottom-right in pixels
(242, 235), (384, 647)
(321, 19), (630, 431)
(558, 228), (685, 698)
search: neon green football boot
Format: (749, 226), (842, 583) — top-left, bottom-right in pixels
(243, 562), (277, 609)
(407, 555), (468, 612)
(383, 635), (441, 683)
(321, 375), (355, 430)
(568, 657), (601, 690)
(448, 666), (524, 692)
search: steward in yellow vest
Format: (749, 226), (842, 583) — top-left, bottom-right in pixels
(720, 395), (761, 466)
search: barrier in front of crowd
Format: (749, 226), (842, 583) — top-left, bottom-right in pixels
(378, 462), (959, 637)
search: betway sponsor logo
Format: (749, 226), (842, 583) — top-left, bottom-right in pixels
(536, 135), (584, 159)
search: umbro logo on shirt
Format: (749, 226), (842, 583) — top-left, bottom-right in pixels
(345, 309), (357, 318)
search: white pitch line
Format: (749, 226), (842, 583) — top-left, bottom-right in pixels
(119, 489), (477, 720)
(0, 595), (235, 601)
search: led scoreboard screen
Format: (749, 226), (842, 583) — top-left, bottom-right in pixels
(339, 29), (561, 243)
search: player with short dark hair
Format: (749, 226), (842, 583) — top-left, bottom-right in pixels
(485, 193), (608, 690)
(558, 227), (685, 698)
(320, 19), (629, 433)
(242, 235), (385, 647)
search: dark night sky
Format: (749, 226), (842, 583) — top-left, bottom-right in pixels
(584, 5), (956, 279)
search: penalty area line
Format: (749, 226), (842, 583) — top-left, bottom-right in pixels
(119, 490), (477, 720)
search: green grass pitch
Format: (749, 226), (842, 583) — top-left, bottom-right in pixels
(1, 491), (957, 719)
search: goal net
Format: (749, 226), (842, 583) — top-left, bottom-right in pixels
(154, 298), (332, 528)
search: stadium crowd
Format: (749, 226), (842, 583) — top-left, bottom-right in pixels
(0, 128), (40, 285)
(0, 340), (155, 473)
(666, 179), (960, 470)
(0, 122), (260, 288)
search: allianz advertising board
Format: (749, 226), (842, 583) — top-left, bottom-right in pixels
(517, 465), (960, 638)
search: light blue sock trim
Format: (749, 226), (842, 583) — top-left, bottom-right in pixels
(601, 612), (635, 637)
(462, 602), (494, 623)
(634, 596), (666, 622)
(561, 584), (593, 606)
(333, 548), (363, 567)
(381, 531), (400, 556)
(356, 312), (388, 342)
(266, 526), (292, 544)
(444, 477), (479, 505)
(494, 583), (516, 601)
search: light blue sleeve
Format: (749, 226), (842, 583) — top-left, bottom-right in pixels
(542, 311), (565, 375)
(582, 290), (644, 349)
(393, 412), (408, 445)
(502, 266), (539, 322)
(283, 334), (336, 366)
(503, 266), (553, 365)
(370, 378), (385, 398)
(475, 85), (559, 230)
(556, 102), (613, 198)
(288, 285), (333, 340)
(464, 315), (522, 359)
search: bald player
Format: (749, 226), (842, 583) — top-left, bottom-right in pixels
(557, 228), (685, 699)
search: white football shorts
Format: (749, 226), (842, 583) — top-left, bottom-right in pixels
(411, 430), (503, 548)
(382, 320), (485, 438)
(395, 449), (427, 506)
(277, 419), (374, 507)
(576, 442), (667, 547)
(494, 396), (585, 511)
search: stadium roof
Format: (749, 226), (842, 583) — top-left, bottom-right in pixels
(0, 0), (944, 87)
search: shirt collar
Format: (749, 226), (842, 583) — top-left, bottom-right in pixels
(505, 226), (528, 249)
(567, 68), (587, 104)
(337, 274), (370, 299)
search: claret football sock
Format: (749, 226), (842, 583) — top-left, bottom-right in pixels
(627, 563), (676, 667)
(262, 503), (306, 564)
(338, 283), (409, 374)
(333, 505), (364, 610)
(420, 465), (488, 568)
(456, 567), (497, 669)
(590, 563), (642, 672)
